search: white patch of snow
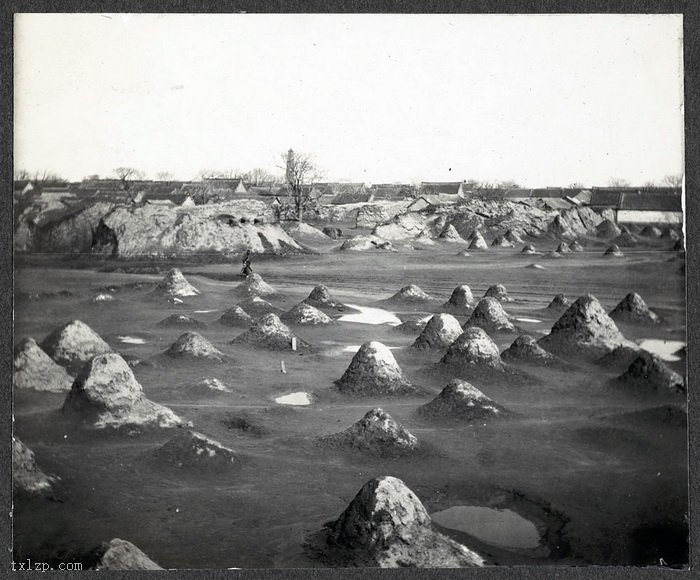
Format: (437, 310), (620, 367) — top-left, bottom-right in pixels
(341, 344), (402, 353)
(275, 391), (312, 406)
(117, 336), (146, 345)
(339, 304), (402, 326)
(515, 317), (543, 324)
(193, 309), (216, 313)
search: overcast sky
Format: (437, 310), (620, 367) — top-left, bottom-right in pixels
(14, 13), (683, 187)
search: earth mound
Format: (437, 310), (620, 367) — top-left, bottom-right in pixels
(385, 284), (431, 303)
(569, 240), (584, 252)
(521, 244), (537, 254)
(468, 232), (488, 249)
(14, 337), (73, 392)
(237, 296), (283, 317)
(231, 313), (309, 351)
(613, 232), (638, 247)
(12, 437), (56, 493)
(218, 305), (254, 327)
(538, 294), (629, 358)
(442, 284), (474, 313)
(153, 268), (200, 298)
(484, 283), (513, 302)
(318, 408), (419, 456)
(604, 244), (624, 257)
(544, 251), (563, 259)
(661, 228), (681, 241)
(393, 317), (429, 334)
(615, 351), (685, 394)
(438, 224), (465, 242)
(609, 292), (660, 324)
(412, 313), (463, 349)
(440, 327), (505, 372)
(504, 229), (524, 244)
(166, 332), (224, 361)
(157, 314), (206, 329)
(304, 284), (343, 311)
(95, 538), (163, 570)
(232, 272), (275, 298)
(556, 242), (572, 253)
(322, 226), (342, 239)
(282, 302), (332, 325)
(547, 293), (571, 310)
(501, 335), (559, 365)
(40, 320), (112, 374)
(466, 297), (516, 333)
(595, 344), (642, 370)
(673, 238), (685, 251)
(418, 379), (504, 421)
(335, 341), (415, 395)
(340, 235), (395, 252)
(282, 221), (332, 244)
(596, 219), (622, 238)
(490, 235), (513, 247)
(62, 353), (182, 428)
(190, 377), (232, 393)
(525, 263), (545, 269)
(414, 229), (436, 246)
(155, 430), (237, 469)
(92, 293), (115, 303)
(640, 225), (663, 237)
(306, 476), (484, 567)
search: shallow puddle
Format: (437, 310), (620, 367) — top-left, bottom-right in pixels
(339, 304), (402, 326)
(117, 336), (146, 345)
(274, 392), (312, 406)
(637, 339), (685, 362)
(193, 309), (216, 313)
(431, 505), (540, 549)
(515, 317), (543, 324)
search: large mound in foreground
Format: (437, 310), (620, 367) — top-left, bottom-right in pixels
(335, 341), (414, 395)
(40, 320), (112, 374)
(62, 353), (182, 429)
(318, 408), (419, 457)
(12, 437), (56, 493)
(305, 476), (484, 567)
(95, 539), (163, 570)
(14, 337), (73, 392)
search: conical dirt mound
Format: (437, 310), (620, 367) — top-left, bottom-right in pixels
(157, 314), (206, 329)
(386, 284), (431, 303)
(595, 344), (642, 370)
(501, 335), (559, 365)
(491, 235), (513, 247)
(63, 353), (182, 428)
(661, 228), (681, 241)
(218, 305), (254, 327)
(442, 285), (474, 313)
(440, 327), (505, 371)
(318, 408), (419, 456)
(547, 294), (571, 310)
(521, 244), (537, 254)
(673, 238), (685, 251)
(414, 229), (436, 245)
(609, 292), (660, 324)
(95, 539), (163, 570)
(438, 224), (465, 242)
(14, 337), (73, 392)
(166, 332), (224, 361)
(232, 272), (275, 298)
(393, 316), (429, 335)
(307, 476), (484, 567)
(640, 225), (663, 237)
(153, 268), (200, 297)
(413, 314), (463, 349)
(556, 242), (572, 253)
(616, 351), (685, 394)
(237, 296), (283, 317)
(231, 313), (309, 351)
(155, 430), (237, 469)
(484, 283), (512, 302)
(569, 240), (584, 252)
(596, 219), (622, 238)
(418, 379), (504, 421)
(604, 244), (624, 257)
(468, 232), (488, 249)
(335, 341), (414, 395)
(40, 320), (113, 374)
(466, 297), (516, 333)
(12, 437), (55, 493)
(504, 229), (524, 244)
(538, 294), (629, 358)
(304, 284), (342, 310)
(613, 232), (638, 247)
(281, 302), (332, 325)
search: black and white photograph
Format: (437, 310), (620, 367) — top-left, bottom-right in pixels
(10, 10), (690, 572)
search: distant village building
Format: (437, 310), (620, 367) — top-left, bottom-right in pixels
(419, 182), (465, 197)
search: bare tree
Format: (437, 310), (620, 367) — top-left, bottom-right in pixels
(14, 169), (31, 181)
(156, 171), (174, 182)
(608, 177), (631, 188)
(663, 174), (683, 188)
(497, 180), (520, 189)
(249, 167), (273, 186)
(643, 180), (658, 188)
(279, 149), (323, 222)
(114, 167), (145, 191)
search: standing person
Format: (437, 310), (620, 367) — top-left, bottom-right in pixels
(240, 250), (252, 278)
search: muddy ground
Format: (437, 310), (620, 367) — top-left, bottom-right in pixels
(13, 235), (688, 569)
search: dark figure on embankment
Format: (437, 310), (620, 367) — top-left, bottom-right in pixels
(240, 250), (253, 278)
